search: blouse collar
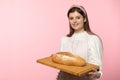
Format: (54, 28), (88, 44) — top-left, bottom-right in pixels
(72, 31), (88, 40)
(73, 31), (87, 36)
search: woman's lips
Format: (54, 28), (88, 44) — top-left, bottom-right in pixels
(72, 23), (79, 27)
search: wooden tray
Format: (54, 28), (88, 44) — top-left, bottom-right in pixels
(37, 57), (99, 76)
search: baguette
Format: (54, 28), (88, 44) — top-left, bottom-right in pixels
(51, 52), (86, 66)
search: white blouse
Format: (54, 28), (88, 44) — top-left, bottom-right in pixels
(60, 31), (103, 75)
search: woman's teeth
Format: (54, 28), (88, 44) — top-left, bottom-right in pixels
(73, 23), (78, 27)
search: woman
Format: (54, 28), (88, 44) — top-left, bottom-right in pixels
(57, 5), (103, 80)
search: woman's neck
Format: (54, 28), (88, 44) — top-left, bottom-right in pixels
(74, 29), (85, 34)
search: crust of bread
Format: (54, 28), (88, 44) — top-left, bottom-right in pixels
(51, 52), (86, 66)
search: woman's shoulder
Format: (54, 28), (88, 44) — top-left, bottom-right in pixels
(61, 36), (69, 41)
(87, 34), (103, 49)
(89, 34), (100, 39)
(60, 35), (73, 44)
(88, 34), (102, 43)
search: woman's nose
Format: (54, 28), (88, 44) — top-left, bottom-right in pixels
(73, 19), (77, 23)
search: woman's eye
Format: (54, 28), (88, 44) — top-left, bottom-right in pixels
(77, 16), (80, 19)
(69, 17), (73, 20)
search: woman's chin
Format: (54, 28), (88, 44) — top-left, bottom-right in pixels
(72, 26), (79, 30)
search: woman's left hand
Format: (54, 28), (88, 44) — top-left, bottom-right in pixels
(87, 69), (101, 79)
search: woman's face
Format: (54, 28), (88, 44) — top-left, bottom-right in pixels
(68, 11), (85, 33)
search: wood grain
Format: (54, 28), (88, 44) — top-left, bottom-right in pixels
(37, 57), (99, 76)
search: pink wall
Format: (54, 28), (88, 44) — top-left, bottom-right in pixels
(0, 0), (120, 80)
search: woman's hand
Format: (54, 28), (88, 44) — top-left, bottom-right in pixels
(87, 69), (101, 79)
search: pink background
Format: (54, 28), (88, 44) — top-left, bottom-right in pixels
(0, 0), (120, 80)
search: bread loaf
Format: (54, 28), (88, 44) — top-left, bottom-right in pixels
(51, 52), (86, 66)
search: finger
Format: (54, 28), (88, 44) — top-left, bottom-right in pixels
(88, 72), (94, 74)
(88, 71), (98, 75)
(91, 69), (97, 72)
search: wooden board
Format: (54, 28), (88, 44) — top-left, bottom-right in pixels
(37, 57), (99, 76)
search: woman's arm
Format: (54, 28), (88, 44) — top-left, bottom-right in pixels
(87, 35), (103, 79)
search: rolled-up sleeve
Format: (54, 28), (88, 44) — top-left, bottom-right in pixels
(87, 36), (103, 76)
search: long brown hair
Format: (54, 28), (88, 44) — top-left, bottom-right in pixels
(67, 6), (95, 37)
